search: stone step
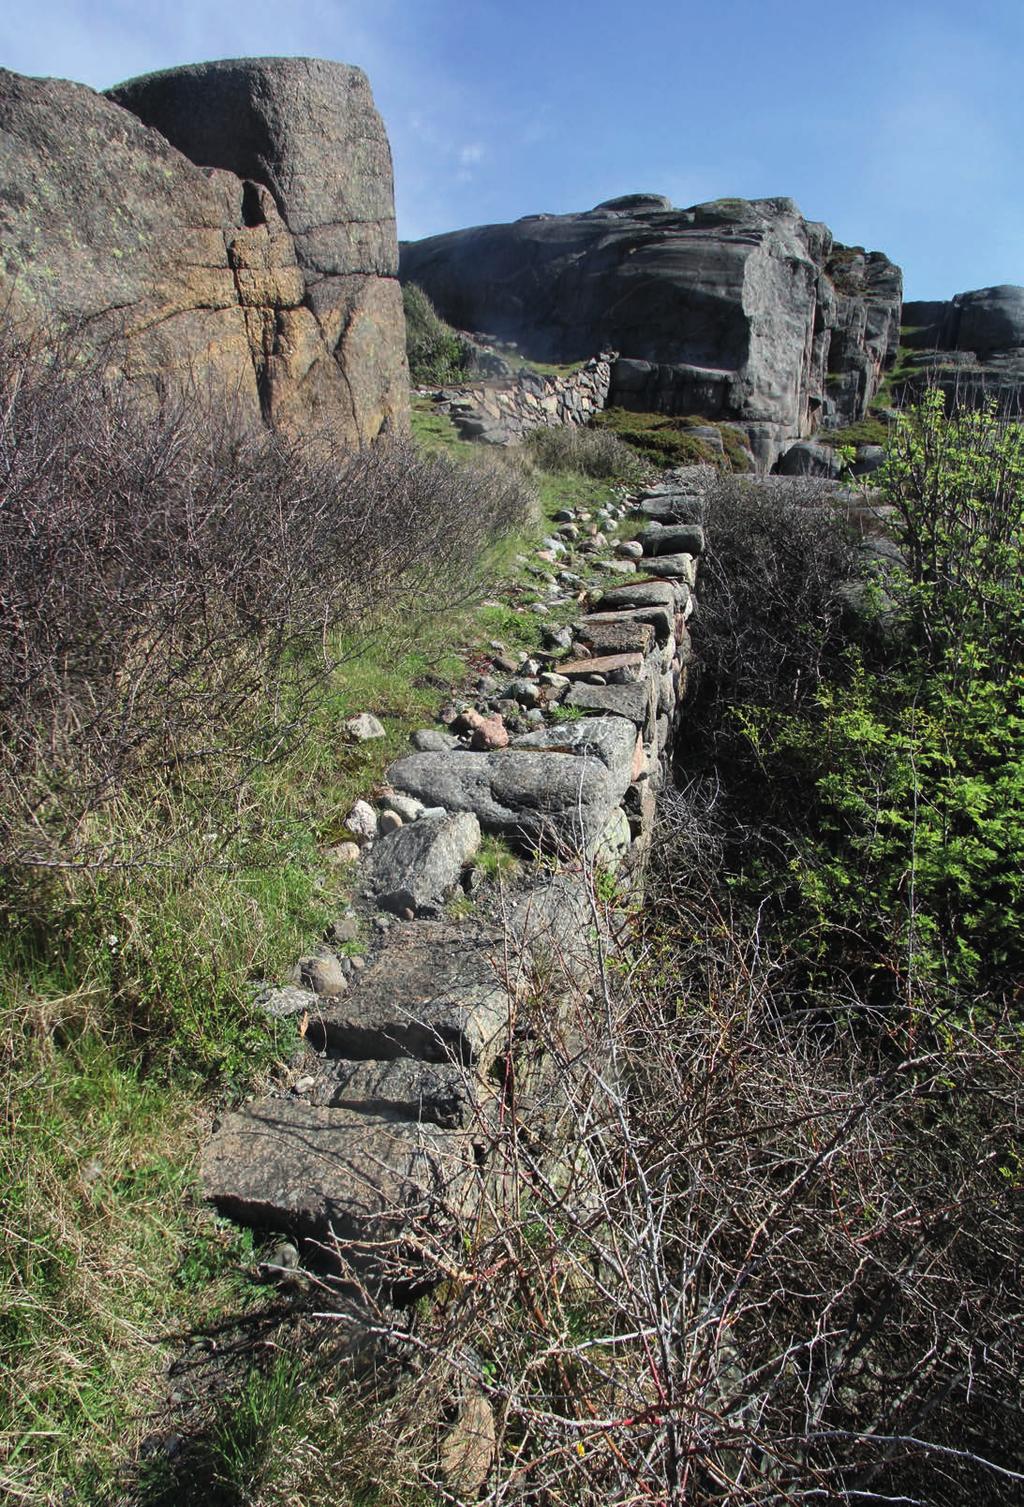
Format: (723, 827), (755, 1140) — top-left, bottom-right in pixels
(305, 1057), (482, 1129)
(307, 919), (511, 1068)
(202, 1097), (479, 1250)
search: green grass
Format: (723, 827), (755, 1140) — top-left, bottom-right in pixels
(514, 356), (583, 378)
(475, 834), (522, 883)
(534, 465), (619, 516)
(546, 702), (587, 723)
(818, 416), (890, 449)
(133, 1346), (439, 1506)
(0, 606), (484, 1502)
(408, 398), (477, 461)
(0, 1011), (264, 1503)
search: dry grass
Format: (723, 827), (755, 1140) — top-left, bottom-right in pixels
(279, 843), (1024, 1505)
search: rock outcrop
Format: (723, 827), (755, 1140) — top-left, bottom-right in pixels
(901, 286), (1024, 413)
(400, 196), (902, 465)
(0, 59), (407, 443)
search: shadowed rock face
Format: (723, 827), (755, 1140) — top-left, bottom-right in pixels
(902, 286), (1024, 413)
(0, 59), (407, 443)
(400, 196), (902, 464)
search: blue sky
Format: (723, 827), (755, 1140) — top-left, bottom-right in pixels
(2, 0), (1021, 299)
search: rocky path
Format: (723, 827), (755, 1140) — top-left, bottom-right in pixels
(202, 467), (710, 1282)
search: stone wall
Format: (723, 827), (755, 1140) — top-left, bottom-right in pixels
(435, 352), (616, 444)
(201, 467), (709, 1255)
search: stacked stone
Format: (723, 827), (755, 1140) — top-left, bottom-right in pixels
(441, 352), (616, 445)
(201, 467), (708, 1277)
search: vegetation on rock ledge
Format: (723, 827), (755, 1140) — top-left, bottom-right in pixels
(595, 405), (754, 471)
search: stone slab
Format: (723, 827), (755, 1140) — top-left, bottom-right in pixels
(577, 604), (674, 644)
(500, 870), (601, 992)
(309, 1058), (479, 1129)
(639, 523), (706, 557)
(511, 716), (638, 798)
(637, 495), (705, 523)
(364, 811), (481, 917)
(308, 920), (511, 1068)
(572, 618), (655, 658)
(562, 680), (653, 727)
(202, 1098), (478, 1244)
(556, 651), (645, 681)
(643, 554), (698, 588)
(388, 748), (621, 853)
(595, 579), (690, 613)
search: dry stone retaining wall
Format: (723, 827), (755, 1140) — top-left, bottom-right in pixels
(202, 466), (711, 1277)
(436, 352), (616, 445)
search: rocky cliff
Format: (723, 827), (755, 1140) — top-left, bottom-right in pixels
(400, 195), (902, 465)
(901, 285), (1024, 412)
(0, 59), (407, 443)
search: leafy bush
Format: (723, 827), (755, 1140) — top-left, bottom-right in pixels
(780, 394), (1024, 992)
(688, 396), (1024, 1002)
(402, 281), (471, 386)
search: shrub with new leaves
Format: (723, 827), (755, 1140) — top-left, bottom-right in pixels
(784, 396), (1024, 995)
(402, 281), (472, 386)
(693, 396), (1024, 1001)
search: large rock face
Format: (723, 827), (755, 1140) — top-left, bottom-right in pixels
(400, 195), (902, 464)
(902, 286), (1024, 412)
(0, 59), (407, 442)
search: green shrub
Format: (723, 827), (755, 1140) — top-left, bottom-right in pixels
(787, 395), (1024, 990)
(698, 396), (1024, 1000)
(402, 282), (471, 386)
